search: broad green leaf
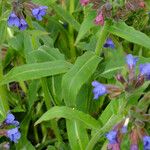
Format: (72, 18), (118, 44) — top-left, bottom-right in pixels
(35, 106), (101, 129)
(0, 61), (72, 85)
(28, 46), (65, 62)
(51, 4), (80, 31)
(107, 22), (150, 49)
(62, 51), (101, 106)
(67, 120), (89, 150)
(75, 11), (96, 45)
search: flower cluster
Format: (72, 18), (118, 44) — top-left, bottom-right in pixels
(7, 1), (48, 30)
(106, 118), (129, 150)
(106, 118), (150, 150)
(92, 54), (150, 100)
(6, 127), (21, 143)
(80, 0), (146, 26)
(0, 112), (21, 143)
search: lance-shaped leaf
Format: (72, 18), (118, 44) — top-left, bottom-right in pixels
(107, 22), (150, 49)
(35, 106), (101, 129)
(62, 51), (101, 106)
(0, 61), (72, 85)
(67, 120), (89, 150)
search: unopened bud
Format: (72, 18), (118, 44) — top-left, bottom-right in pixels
(116, 73), (126, 84)
(134, 75), (144, 88)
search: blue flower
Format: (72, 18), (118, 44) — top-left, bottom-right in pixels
(106, 130), (118, 144)
(4, 113), (19, 127)
(143, 136), (150, 150)
(139, 63), (150, 80)
(19, 19), (28, 30)
(92, 81), (107, 99)
(103, 38), (115, 49)
(5, 113), (15, 124)
(6, 128), (21, 143)
(32, 6), (48, 21)
(7, 12), (20, 27)
(130, 144), (138, 150)
(126, 54), (138, 69)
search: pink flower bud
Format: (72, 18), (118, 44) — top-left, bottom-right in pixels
(80, 0), (89, 6)
(94, 11), (104, 26)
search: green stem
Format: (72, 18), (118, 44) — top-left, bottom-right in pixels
(95, 21), (110, 56)
(69, 0), (76, 62)
(0, 47), (9, 117)
(41, 78), (63, 143)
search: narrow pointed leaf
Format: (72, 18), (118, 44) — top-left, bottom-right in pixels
(35, 106), (101, 129)
(107, 22), (150, 49)
(62, 51), (101, 106)
(67, 120), (89, 150)
(0, 61), (72, 85)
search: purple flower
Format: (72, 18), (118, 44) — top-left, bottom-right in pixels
(104, 38), (115, 49)
(92, 81), (107, 99)
(130, 144), (138, 150)
(32, 6), (48, 21)
(80, 0), (89, 6)
(19, 19), (28, 30)
(4, 113), (19, 126)
(106, 130), (118, 144)
(6, 128), (21, 143)
(7, 12), (20, 27)
(5, 113), (15, 124)
(143, 136), (150, 150)
(126, 54), (138, 69)
(139, 63), (150, 80)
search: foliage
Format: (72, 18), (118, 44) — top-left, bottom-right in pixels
(0, 0), (150, 149)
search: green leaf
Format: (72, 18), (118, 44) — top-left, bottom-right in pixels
(28, 46), (65, 62)
(16, 138), (35, 150)
(51, 4), (80, 31)
(62, 51), (101, 106)
(67, 120), (89, 150)
(0, 61), (72, 85)
(75, 11), (96, 45)
(107, 22), (150, 49)
(35, 106), (101, 129)
(32, 0), (56, 5)
(0, 21), (7, 45)
(8, 33), (24, 51)
(100, 50), (125, 79)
